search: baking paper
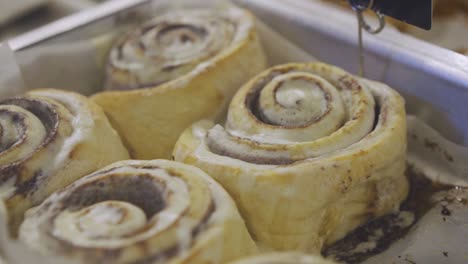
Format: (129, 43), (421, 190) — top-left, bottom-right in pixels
(0, 0), (46, 26)
(363, 187), (468, 264)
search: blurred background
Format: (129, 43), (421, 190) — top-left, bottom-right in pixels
(319, 0), (468, 55)
(0, 0), (107, 41)
(1, 0), (467, 55)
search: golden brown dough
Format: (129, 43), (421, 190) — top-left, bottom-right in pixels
(0, 89), (129, 235)
(19, 160), (257, 264)
(92, 7), (267, 159)
(174, 62), (408, 252)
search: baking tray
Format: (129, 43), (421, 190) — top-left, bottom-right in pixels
(235, 0), (468, 147)
(0, 0), (99, 41)
(6, 0), (468, 145)
(2, 0), (467, 263)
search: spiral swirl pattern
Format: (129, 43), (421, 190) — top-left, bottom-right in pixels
(94, 7), (266, 160)
(174, 63), (408, 252)
(106, 8), (247, 90)
(206, 63), (377, 164)
(0, 89), (129, 235)
(19, 160), (257, 264)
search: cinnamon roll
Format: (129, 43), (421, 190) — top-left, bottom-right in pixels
(0, 89), (129, 235)
(92, 7), (267, 159)
(229, 253), (337, 264)
(19, 160), (258, 264)
(174, 63), (409, 252)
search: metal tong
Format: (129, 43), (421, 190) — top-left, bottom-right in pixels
(348, 0), (433, 76)
(349, 0), (433, 30)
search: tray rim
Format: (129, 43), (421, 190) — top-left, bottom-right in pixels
(6, 0), (468, 90)
(238, 0), (468, 89)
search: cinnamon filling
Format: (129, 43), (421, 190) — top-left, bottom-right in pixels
(0, 110), (26, 152)
(30, 165), (218, 263)
(0, 97), (60, 194)
(106, 11), (238, 91)
(0, 97), (58, 135)
(208, 66), (379, 165)
(61, 174), (166, 219)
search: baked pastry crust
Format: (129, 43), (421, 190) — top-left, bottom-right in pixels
(19, 160), (257, 264)
(92, 7), (267, 159)
(0, 89), (129, 235)
(174, 63), (408, 252)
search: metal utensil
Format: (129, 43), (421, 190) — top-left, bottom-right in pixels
(7, 0), (150, 52)
(349, 0), (433, 30)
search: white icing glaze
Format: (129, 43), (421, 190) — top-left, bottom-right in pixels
(0, 176), (16, 200)
(176, 217), (196, 255)
(19, 91), (95, 204)
(108, 6), (254, 90)
(204, 64), (376, 164)
(19, 160), (251, 263)
(38, 91), (93, 174)
(276, 80), (323, 111)
(53, 201), (147, 245)
(256, 72), (346, 141)
(174, 63), (408, 255)
(0, 114), (22, 149)
(0, 105), (47, 166)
